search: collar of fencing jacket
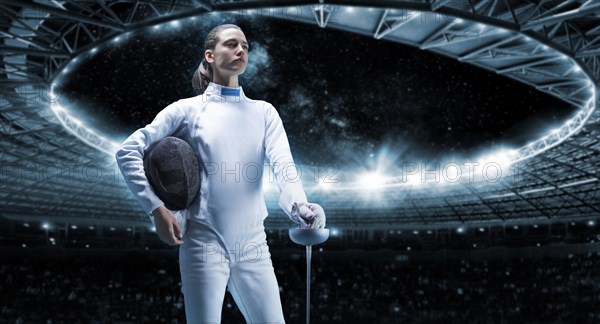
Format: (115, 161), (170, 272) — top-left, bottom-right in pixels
(205, 82), (243, 98)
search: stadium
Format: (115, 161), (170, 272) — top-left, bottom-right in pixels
(1, 0), (599, 323)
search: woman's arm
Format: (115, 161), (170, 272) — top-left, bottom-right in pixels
(115, 101), (186, 216)
(263, 103), (308, 220)
(264, 103), (326, 229)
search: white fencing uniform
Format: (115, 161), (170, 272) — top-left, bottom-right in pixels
(115, 82), (308, 323)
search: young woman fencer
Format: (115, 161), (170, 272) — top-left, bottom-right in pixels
(115, 24), (326, 323)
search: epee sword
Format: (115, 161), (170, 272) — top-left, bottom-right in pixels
(289, 228), (330, 324)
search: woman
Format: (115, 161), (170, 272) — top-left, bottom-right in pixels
(115, 24), (325, 323)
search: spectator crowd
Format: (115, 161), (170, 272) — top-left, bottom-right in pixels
(2, 249), (600, 323)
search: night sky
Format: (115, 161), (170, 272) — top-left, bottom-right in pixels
(56, 13), (573, 169)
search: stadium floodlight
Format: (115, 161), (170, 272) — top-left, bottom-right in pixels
(405, 173), (422, 186)
(50, 101), (120, 156)
(319, 181), (333, 190)
(359, 172), (386, 189)
(456, 226), (465, 234)
(478, 149), (517, 168)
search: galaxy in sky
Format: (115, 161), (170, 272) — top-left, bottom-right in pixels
(56, 13), (573, 169)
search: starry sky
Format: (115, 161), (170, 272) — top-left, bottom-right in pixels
(57, 13), (573, 169)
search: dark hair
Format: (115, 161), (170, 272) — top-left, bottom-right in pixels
(192, 24), (242, 95)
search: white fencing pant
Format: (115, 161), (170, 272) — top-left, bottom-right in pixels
(179, 220), (285, 324)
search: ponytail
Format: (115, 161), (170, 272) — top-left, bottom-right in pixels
(192, 59), (212, 95)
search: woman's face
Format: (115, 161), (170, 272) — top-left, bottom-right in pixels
(206, 28), (249, 77)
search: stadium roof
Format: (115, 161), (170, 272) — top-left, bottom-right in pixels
(1, 0), (599, 228)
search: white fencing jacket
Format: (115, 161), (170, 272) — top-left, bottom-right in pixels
(115, 82), (308, 239)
